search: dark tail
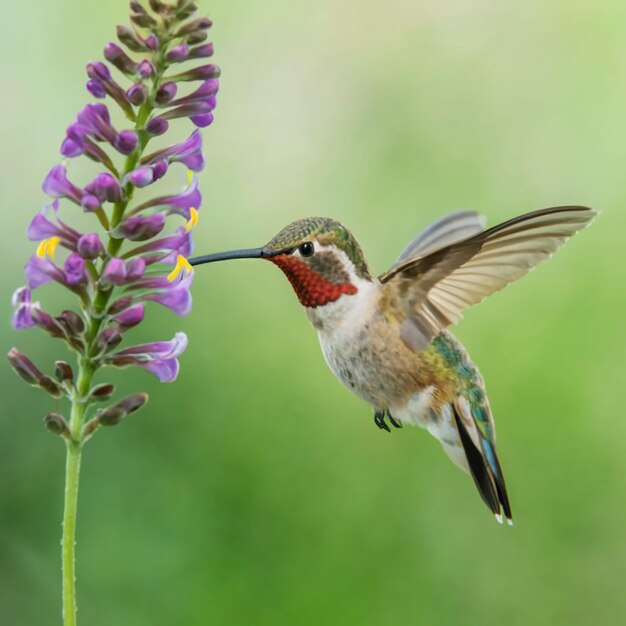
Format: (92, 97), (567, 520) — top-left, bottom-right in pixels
(453, 404), (513, 524)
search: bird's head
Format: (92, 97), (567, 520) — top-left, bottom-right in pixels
(190, 217), (372, 309)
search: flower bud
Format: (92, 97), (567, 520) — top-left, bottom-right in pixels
(98, 392), (148, 425)
(77, 233), (105, 259)
(166, 44), (189, 63)
(137, 59), (155, 78)
(170, 64), (220, 82)
(116, 25), (148, 52)
(57, 310), (85, 336)
(145, 34), (159, 50)
(156, 82), (177, 104)
(114, 214), (165, 241)
(55, 361), (74, 384)
(127, 83), (149, 106)
(8, 348), (44, 386)
(149, 0), (168, 13)
(114, 130), (138, 155)
(44, 412), (70, 437)
(176, 17), (211, 37)
(146, 117), (169, 136)
(95, 328), (122, 354)
(186, 31), (208, 45)
(104, 42), (138, 76)
(188, 43), (214, 59)
(86, 79), (107, 98)
(40, 375), (64, 398)
(88, 383), (115, 403)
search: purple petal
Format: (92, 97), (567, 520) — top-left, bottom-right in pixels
(142, 358), (180, 382)
(166, 44), (189, 62)
(144, 129), (204, 172)
(27, 213), (61, 241)
(42, 164), (82, 203)
(190, 113), (214, 128)
(138, 176), (201, 218)
(111, 332), (188, 360)
(11, 287), (36, 329)
(80, 194), (101, 212)
(86, 61), (111, 81)
(24, 256), (66, 289)
(126, 257), (146, 280)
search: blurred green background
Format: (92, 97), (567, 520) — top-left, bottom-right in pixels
(1, 1), (625, 624)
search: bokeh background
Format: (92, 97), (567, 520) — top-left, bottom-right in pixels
(1, 1), (625, 624)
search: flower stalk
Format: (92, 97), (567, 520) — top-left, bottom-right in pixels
(8, 2), (219, 623)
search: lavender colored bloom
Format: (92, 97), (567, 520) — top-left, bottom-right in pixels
(105, 332), (188, 382)
(133, 271), (194, 316)
(126, 166), (154, 187)
(115, 130), (139, 155)
(190, 113), (214, 128)
(142, 129), (204, 171)
(11, 287), (37, 329)
(24, 256), (66, 289)
(135, 176), (201, 218)
(145, 33), (159, 50)
(42, 164), (83, 203)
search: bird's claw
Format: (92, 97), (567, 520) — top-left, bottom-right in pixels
(374, 409), (401, 432)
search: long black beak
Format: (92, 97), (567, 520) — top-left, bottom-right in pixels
(189, 247), (290, 266)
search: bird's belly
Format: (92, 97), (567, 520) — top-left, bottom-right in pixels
(317, 321), (431, 410)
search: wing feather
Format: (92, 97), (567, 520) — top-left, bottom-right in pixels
(381, 206), (597, 352)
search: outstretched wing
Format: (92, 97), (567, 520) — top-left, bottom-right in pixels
(390, 210), (486, 267)
(380, 206), (597, 352)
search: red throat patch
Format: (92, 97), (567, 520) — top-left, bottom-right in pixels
(267, 255), (358, 308)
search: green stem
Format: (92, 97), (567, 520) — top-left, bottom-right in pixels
(62, 360), (92, 626)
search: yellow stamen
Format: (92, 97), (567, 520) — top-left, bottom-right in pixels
(36, 236), (61, 260)
(185, 207), (199, 233)
(167, 254), (193, 282)
(187, 169), (194, 185)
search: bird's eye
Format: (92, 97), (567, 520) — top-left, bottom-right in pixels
(298, 242), (315, 257)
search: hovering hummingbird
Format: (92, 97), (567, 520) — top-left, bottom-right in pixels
(190, 206), (596, 524)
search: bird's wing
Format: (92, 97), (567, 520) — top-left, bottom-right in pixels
(390, 210), (487, 267)
(379, 206), (597, 352)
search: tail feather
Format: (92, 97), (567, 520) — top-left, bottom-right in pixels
(452, 404), (512, 524)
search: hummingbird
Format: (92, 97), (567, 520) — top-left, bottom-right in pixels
(190, 206), (596, 524)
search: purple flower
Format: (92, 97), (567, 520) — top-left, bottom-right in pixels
(11, 1), (220, 448)
(134, 176), (201, 219)
(42, 164), (83, 203)
(142, 130), (204, 172)
(11, 287), (37, 329)
(105, 332), (188, 382)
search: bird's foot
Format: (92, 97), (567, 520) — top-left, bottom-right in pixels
(374, 410), (391, 432)
(387, 410), (402, 429)
(374, 410), (402, 432)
